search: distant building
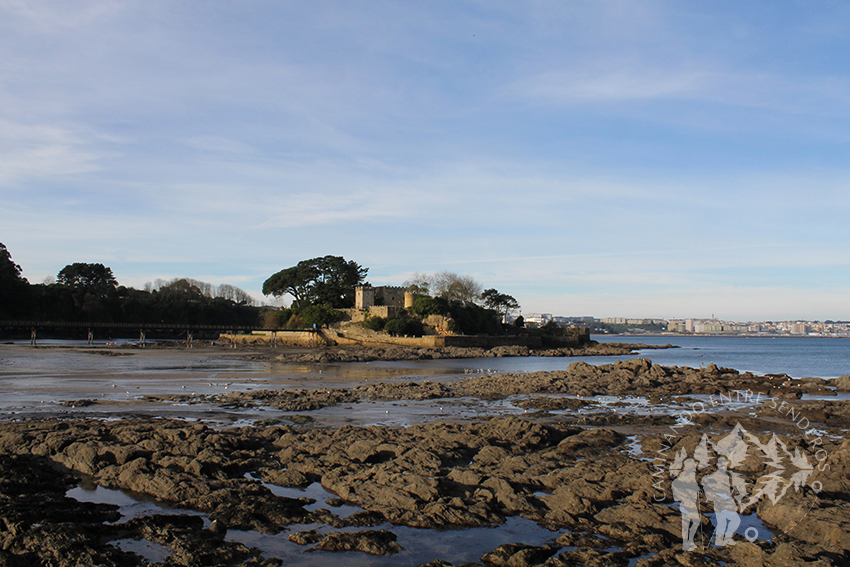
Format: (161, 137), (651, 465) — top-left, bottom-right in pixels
(524, 313), (553, 327)
(791, 322), (809, 335)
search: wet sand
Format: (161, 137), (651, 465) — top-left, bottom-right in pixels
(1, 344), (848, 566)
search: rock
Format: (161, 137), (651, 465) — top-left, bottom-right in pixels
(308, 530), (403, 555)
(480, 543), (558, 566)
(593, 502), (681, 542)
(545, 428), (625, 458)
(257, 467), (310, 487)
(339, 510), (385, 527)
(289, 529), (323, 545)
(209, 519), (227, 536)
(758, 491), (850, 552)
(833, 375), (850, 392)
(810, 439), (850, 498)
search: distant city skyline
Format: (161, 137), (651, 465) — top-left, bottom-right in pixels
(2, 2), (849, 321)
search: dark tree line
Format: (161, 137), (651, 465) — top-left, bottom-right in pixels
(0, 243), (260, 329)
(1, 244), (528, 336)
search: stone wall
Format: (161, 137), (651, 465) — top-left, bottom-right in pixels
(218, 330), (330, 347)
(343, 306), (403, 322)
(220, 327), (590, 350)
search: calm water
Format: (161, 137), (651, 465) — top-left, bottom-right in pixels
(354, 335), (850, 379)
(592, 335), (850, 378)
(0, 335), (847, 417)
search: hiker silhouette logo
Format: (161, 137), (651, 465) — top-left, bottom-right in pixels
(668, 422), (820, 549)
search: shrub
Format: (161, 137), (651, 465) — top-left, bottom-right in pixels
(294, 303), (343, 328)
(409, 295), (449, 317)
(362, 315), (387, 332)
(262, 308), (291, 329)
(384, 313), (424, 336)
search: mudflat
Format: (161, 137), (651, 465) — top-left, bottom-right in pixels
(1, 343), (848, 566)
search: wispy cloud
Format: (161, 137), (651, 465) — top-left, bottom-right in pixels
(3, 2), (850, 319)
(0, 119), (102, 184)
(513, 66), (716, 103)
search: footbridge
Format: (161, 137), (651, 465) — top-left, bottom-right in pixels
(0, 320), (321, 348)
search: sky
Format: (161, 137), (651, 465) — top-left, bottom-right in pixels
(1, 0), (849, 321)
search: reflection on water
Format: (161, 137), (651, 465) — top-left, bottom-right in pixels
(4, 335), (848, 416)
(112, 538), (172, 563)
(226, 515), (560, 567)
(66, 480), (208, 525)
(245, 474), (364, 519)
(68, 477), (561, 566)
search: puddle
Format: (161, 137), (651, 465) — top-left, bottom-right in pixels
(66, 479), (208, 525)
(627, 553), (655, 566)
(705, 511), (774, 544)
(237, 472), (566, 565)
(112, 538), (172, 563)
(802, 391), (850, 401)
(245, 474), (364, 519)
(227, 515), (562, 566)
(623, 435), (650, 460)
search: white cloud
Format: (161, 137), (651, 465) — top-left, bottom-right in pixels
(0, 119), (102, 184)
(515, 66), (716, 103)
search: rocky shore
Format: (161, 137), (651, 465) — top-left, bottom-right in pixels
(1, 356), (849, 566)
(243, 341), (674, 363)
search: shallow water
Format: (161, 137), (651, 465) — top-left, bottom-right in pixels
(67, 478), (561, 566)
(67, 476), (778, 565)
(66, 479), (209, 525)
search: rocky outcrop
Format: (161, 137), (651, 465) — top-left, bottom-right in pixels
(260, 342), (670, 363)
(306, 529), (403, 555)
(2, 356), (850, 566)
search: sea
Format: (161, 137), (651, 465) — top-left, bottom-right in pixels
(592, 334), (850, 379)
(348, 335), (850, 380)
(4, 334), (850, 379)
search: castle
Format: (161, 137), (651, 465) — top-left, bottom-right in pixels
(354, 285), (415, 313)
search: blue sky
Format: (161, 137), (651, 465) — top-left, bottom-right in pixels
(2, 1), (849, 320)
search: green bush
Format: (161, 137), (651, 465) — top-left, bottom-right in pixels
(409, 295), (449, 317)
(384, 313), (424, 336)
(262, 308), (291, 329)
(408, 294), (500, 335)
(362, 315), (387, 331)
(448, 301), (501, 335)
(291, 303), (342, 328)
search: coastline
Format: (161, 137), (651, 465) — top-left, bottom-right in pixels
(1, 345), (848, 566)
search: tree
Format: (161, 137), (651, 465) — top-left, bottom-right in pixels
(384, 312), (424, 336)
(295, 303), (344, 328)
(432, 271), (482, 305)
(481, 288), (520, 324)
(57, 263), (118, 297)
(0, 243), (30, 318)
(263, 255), (368, 309)
(403, 272), (432, 295)
(156, 278), (205, 300)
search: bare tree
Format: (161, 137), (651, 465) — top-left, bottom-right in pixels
(403, 272), (433, 295)
(149, 277), (257, 305)
(432, 271), (483, 305)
